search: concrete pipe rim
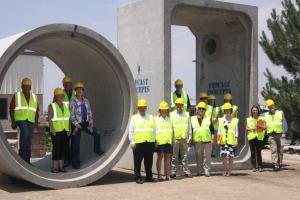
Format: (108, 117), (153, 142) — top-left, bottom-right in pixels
(0, 23), (137, 189)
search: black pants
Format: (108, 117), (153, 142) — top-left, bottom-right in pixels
(133, 142), (154, 180)
(51, 130), (67, 161)
(249, 138), (263, 168)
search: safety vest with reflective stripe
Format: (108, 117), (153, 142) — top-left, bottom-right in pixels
(170, 111), (189, 139)
(264, 111), (283, 134)
(63, 89), (75, 108)
(212, 107), (220, 130)
(14, 92), (37, 123)
(221, 105), (238, 117)
(191, 115), (211, 142)
(171, 91), (188, 112)
(132, 114), (155, 143)
(205, 105), (213, 118)
(154, 117), (173, 145)
(50, 102), (70, 132)
(218, 117), (239, 145)
(247, 117), (264, 141)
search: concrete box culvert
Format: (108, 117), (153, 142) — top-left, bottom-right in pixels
(0, 24), (137, 189)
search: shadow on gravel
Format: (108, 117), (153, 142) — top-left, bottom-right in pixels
(0, 177), (47, 193)
(262, 162), (296, 171)
(90, 169), (135, 186)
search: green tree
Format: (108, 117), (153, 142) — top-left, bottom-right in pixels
(259, 0), (300, 142)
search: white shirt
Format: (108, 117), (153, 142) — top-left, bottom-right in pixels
(171, 110), (192, 140)
(217, 118), (239, 137)
(128, 114), (155, 145)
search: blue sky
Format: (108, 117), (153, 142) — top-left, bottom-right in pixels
(0, 0), (289, 110)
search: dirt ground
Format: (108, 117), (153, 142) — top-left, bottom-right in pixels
(0, 159), (299, 200)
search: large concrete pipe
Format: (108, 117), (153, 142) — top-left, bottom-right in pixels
(0, 24), (136, 189)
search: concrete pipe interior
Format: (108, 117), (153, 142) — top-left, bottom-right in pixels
(0, 24), (136, 189)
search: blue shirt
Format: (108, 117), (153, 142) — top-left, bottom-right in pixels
(81, 104), (87, 121)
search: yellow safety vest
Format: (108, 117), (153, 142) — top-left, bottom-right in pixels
(247, 117), (264, 141)
(14, 92), (38, 123)
(205, 105), (213, 118)
(154, 117), (173, 145)
(170, 111), (189, 139)
(171, 91), (188, 112)
(50, 102), (70, 132)
(63, 89), (75, 108)
(212, 107), (220, 130)
(191, 115), (211, 142)
(264, 111), (283, 134)
(132, 114), (155, 143)
(218, 117), (239, 145)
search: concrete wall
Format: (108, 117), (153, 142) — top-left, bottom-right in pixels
(118, 0), (258, 172)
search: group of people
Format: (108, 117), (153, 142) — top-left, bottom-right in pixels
(129, 79), (288, 184)
(9, 77), (105, 173)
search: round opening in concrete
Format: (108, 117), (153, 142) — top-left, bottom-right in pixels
(0, 24), (136, 189)
(205, 39), (217, 55)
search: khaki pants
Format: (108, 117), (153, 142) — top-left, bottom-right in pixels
(280, 146), (284, 166)
(211, 130), (218, 156)
(171, 139), (190, 175)
(268, 133), (282, 168)
(194, 142), (212, 174)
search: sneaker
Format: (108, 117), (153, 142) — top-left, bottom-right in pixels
(185, 174), (193, 178)
(273, 167), (280, 172)
(252, 168), (256, 172)
(258, 168), (263, 172)
(205, 173), (210, 177)
(170, 174), (176, 178)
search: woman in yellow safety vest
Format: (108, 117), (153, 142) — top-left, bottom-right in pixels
(155, 102), (174, 181)
(246, 106), (266, 172)
(217, 103), (239, 177)
(48, 88), (71, 173)
(208, 94), (220, 157)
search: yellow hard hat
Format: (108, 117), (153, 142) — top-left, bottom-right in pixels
(21, 78), (32, 86)
(200, 92), (208, 99)
(175, 79), (183, 86)
(197, 102), (206, 109)
(266, 99), (275, 107)
(223, 103), (232, 110)
(74, 82), (85, 90)
(137, 99), (147, 107)
(208, 94), (216, 100)
(159, 102), (169, 110)
(224, 93), (232, 100)
(63, 76), (72, 83)
(175, 98), (184, 105)
(54, 88), (64, 95)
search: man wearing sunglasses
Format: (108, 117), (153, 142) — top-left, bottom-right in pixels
(197, 92), (213, 120)
(170, 98), (193, 178)
(191, 102), (215, 177)
(171, 79), (191, 112)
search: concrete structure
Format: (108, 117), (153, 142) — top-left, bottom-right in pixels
(118, 0), (258, 172)
(0, 24), (137, 189)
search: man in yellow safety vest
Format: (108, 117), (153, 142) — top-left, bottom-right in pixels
(9, 78), (39, 165)
(128, 99), (156, 184)
(170, 79), (191, 112)
(62, 76), (75, 167)
(170, 98), (193, 178)
(264, 99), (288, 171)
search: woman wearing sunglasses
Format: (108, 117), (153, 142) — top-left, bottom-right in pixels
(154, 102), (174, 181)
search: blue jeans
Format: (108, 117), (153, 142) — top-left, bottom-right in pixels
(17, 120), (34, 163)
(71, 122), (102, 168)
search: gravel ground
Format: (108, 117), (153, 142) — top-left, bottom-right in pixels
(0, 159), (299, 200)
